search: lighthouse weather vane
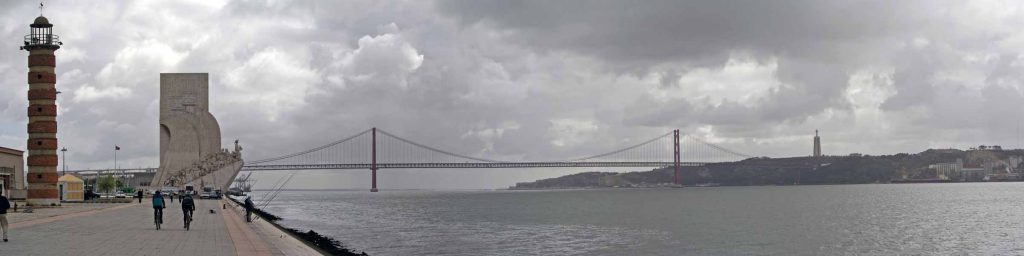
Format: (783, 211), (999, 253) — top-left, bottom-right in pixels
(39, 2), (44, 16)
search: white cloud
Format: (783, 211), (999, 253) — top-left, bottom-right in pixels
(339, 31), (424, 86)
(651, 55), (783, 108)
(223, 47), (320, 122)
(548, 118), (599, 147)
(72, 85), (132, 103)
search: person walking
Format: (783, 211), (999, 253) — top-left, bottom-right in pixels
(136, 190), (143, 203)
(167, 192), (173, 205)
(0, 190), (10, 242)
(243, 196), (254, 222)
(181, 194), (195, 230)
(152, 191), (166, 230)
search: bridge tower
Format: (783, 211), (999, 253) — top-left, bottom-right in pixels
(371, 127), (378, 192)
(674, 129), (681, 185)
(20, 12), (63, 206)
(813, 130), (821, 157)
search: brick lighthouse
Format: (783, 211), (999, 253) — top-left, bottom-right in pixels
(20, 13), (62, 206)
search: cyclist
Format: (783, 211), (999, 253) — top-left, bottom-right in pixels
(152, 191), (166, 230)
(181, 193), (195, 230)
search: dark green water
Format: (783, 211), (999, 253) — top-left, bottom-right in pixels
(255, 183), (1024, 255)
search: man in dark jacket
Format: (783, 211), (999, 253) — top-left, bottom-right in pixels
(0, 190), (10, 242)
(181, 194), (195, 230)
(243, 196), (254, 222)
(137, 190), (143, 203)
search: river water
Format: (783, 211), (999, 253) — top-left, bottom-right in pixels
(251, 183), (1024, 255)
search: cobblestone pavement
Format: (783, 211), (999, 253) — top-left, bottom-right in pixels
(0, 199), (236, 256)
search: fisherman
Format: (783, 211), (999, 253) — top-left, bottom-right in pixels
(243, 196), (254, 222)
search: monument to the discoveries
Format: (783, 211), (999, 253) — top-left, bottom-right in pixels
(152, 73), (242, 190)
(20, 15), (62, 206)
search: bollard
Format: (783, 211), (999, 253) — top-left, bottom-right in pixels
(223, 203), (226, 209)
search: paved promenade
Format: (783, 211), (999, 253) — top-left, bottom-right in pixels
(0, 199), (318, 256)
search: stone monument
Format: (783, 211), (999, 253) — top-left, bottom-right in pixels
(152, 73), (242, 190)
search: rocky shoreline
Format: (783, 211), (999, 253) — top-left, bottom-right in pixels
(229, 197), (368, 256)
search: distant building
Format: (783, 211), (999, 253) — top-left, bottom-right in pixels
(813, 130), (822, 157)
(928, 162), (962, 180)
(75, 168), (158, 190)
(960, 159), (986, 181)
(0, 146), (26, 199)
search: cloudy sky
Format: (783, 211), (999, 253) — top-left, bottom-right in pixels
(2, 0), (1023, 189)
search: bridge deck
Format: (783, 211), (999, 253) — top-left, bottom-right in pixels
(241, 161), (708, 171)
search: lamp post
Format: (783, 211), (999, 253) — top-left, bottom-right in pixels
(60, 147), (67, 176)
(113, 145), (121, 191)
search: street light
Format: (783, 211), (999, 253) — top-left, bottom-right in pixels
(60, 147), (67, 176)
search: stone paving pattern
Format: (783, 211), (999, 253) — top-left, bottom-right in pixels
(0, 199), (236, 255)
(5, 202), (124, 223)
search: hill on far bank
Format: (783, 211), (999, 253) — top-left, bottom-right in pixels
(511, 149), (1024, 189)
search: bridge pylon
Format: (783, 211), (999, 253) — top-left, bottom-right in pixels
(371, 127), (379, 192)
(674, 129), (681, 186)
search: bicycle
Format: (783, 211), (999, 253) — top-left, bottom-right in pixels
(154, 208), (163, 230)
(183, 210), (193, 231)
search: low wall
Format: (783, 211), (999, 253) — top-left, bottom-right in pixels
(9, 189), (27, 200)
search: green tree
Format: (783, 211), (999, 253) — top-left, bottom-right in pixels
(97, 174), (116, 196)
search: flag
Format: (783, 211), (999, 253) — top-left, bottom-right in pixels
(115, 145), (120, 150)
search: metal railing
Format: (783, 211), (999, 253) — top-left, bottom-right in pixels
(23, 34), (61, 47)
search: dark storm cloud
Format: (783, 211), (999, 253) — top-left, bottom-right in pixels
(436, 0), (924, 66)
(1, 0), (1023, 188)
(438, 0), (1024, 149)
(436, 0), (931, 127)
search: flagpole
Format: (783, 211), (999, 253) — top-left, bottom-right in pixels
(114, 145), (120, 191)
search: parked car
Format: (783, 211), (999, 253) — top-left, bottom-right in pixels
(84, 189), (100, 200)
(115, 191), (126, 198)
(200, 186), (215, 199)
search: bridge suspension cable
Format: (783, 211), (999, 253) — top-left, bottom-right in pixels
(376, 129), (504, 163)
(242, 127), (752, 170)
(246, 128), (372, 165)
(237, 127), (757, 191)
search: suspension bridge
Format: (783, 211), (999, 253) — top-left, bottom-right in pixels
(242, 128), (753, 192)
